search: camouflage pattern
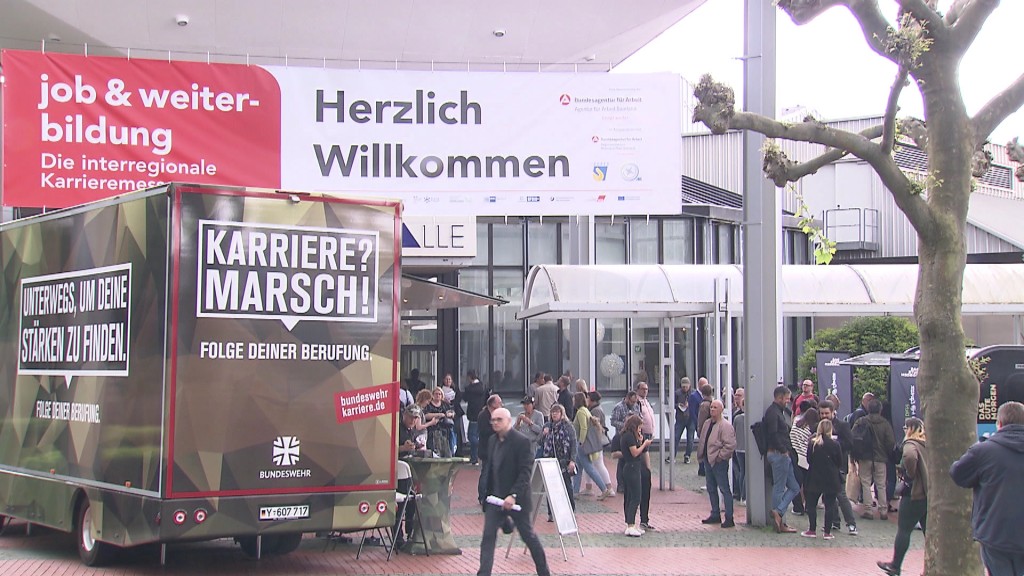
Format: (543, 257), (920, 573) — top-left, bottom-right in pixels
(0, 184), (400, 547)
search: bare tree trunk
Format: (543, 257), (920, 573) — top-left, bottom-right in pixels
(916, 236), (982, 576)
(914, 86), (983, 574)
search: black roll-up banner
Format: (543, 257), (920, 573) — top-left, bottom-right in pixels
(816, 351), (853, 420)
(889, 359), (920, 445)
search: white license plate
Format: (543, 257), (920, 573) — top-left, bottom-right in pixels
(258, 505), (310, 521)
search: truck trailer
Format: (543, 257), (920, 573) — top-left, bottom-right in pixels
(0, 183), (402, 564)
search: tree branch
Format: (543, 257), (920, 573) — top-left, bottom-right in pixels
(732, 112), (934, 230)
(882, 66), (910, 154)
(845, 0), (903, 65)
(896, 0), (949, 43)
(1007, 138), (1024, 183)
(776, 0), (848, 24)
(971, 72), (1024, 145)
(948, 0), (999, 52)
(767, 124), (885, 184)
(692, 75), (937, 235)
(942, 0), (971, 25)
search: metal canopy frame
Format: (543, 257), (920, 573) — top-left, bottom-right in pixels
(517, 263), (1024, 490)
(518, 263), (1024, 321)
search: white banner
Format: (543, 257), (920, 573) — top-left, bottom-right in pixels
(272, 67), (682, 216)
(3, 51), (682, 217)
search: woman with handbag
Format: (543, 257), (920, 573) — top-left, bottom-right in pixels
(572, 392), (612, 500)
(877, 417), (929, 576)
(542, 404), (577, 517)
(423, 387), (455, 457)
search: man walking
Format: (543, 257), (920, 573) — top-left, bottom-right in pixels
(950, 401), (1024, 575)
(763, 384), (799, 533)
(476, 395), (503, 503)
(696, 400), (737, 528)
(477, 407), (550, 576)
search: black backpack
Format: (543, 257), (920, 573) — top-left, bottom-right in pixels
(750, 421), (768, 457)
(851, 419), (876, 460)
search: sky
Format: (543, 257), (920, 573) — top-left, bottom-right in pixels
(615, 0), (1023, 145)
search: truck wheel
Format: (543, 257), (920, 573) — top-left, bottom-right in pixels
(269, 533), (303, 555)
(238, 533), (303, 558)
(76, 500), (114, 566)
(237, 536), (260, 558)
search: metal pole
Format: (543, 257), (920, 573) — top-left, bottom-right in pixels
(742, 0), (778, 528)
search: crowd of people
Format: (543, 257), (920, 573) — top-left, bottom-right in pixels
(399, 368), (1024, 576)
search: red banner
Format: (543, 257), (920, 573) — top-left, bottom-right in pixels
(1, 50), (281, 208)
(335, 382), (396, 425)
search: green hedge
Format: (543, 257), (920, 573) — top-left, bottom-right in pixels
(798, 316), (919, 402)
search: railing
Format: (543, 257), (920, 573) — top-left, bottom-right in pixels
(824, 208), (880, 251)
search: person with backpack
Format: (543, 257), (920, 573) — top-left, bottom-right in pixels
(845, 392), (874, 505)
(852, 398), (896, 520)
(763, 384), (800, 533)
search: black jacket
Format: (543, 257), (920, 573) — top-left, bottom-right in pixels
(950, 423), (1024, 553)
(831, 417), (854, 473)
(804, 436), (843, 495)
(463, 380), (487, 419)
(853, 413), (896, 462)
(481, 428), (535, 512)
(478, 407), (497, 461)
(762, 401), (792, 453)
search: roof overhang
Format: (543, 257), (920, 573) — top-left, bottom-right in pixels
(402, 274), (506, 311)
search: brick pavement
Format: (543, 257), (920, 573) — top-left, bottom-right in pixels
(0, 454), (923, 575)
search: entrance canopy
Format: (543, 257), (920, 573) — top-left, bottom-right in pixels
(517, 263), (1024, 320)
(402, 274), (506, 311)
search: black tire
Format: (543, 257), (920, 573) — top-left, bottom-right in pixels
(238, 533), (304, 558)
(76, 500), (114, 566)
(269, 532), (303, 555)
(237, 535), (260, 558)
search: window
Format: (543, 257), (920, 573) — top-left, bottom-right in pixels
(527, 220), (560, 266)
(664, 219), (696, 264)
(492, 222), (523, 266)
(596, 319), (628, 391)
(596, 221), (626, 264)
(458, 268), (490, 386)
(630, 219), (659, 264)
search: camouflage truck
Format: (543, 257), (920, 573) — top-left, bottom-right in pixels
(0, 183), (402, 565)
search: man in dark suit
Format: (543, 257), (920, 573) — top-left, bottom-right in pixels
(477, 407), (550, 576)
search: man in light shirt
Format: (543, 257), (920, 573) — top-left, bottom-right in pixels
(634, 382), (656, 532)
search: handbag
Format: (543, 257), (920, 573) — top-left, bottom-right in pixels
(582, 422), (610, 455)
(894, 478), (913, 498)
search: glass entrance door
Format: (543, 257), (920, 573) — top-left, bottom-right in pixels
(401, 346), (438, 392)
